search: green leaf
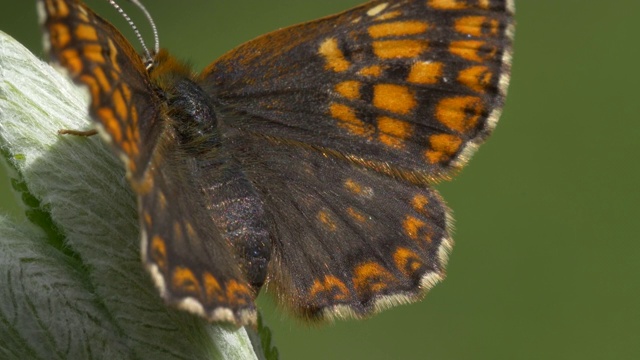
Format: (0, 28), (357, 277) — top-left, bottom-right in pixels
(0, 30), (270, 360)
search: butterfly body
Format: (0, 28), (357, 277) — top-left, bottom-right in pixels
(39, 0), (515, 325)
(140, 51), (274, 311)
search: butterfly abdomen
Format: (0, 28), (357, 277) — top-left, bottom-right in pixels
(199, 161), (272, 289)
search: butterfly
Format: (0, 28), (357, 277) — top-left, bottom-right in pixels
(38, 0), (514, 326)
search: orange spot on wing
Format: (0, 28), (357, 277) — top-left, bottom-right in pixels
(185, 222), (196, 239)
(97, 107), (122, 143)
(49, 23), (70, 49)
(92, 67), (112, 93)
(435, 96), (484, 133)
(427, 0), (468, 10)
(455, 16), (500, 37)
(330, 103), (372, 137)
(344, 178), (363, 194)
(358, 65), (383, 77)
(377, 116), (413, 149)
(428, 0), (489, 10)
(407, 61), (443, 84)
(393, 247), (424, 277)
(368, 21), (429, 39)
(226, 280), (252, 305)
(79, 74), (99, 106)
(130, 106), (139, 134)
(119, 104), (140, 159)
(450, 40), (497, 62)
(325, 276), (350, 301)
(74, 23), (98, 42)
(126, 125), (134, 142)
(309, 275), (350, 301)
(82, 44), (106, 64)
(60, 49), (82, 75)
(373, 84), (417, 115)
(347, 207), (367, 223)
(411, 194), (429, 213)
(107, 39), (121, 73)
(344, 178), (373, 198)
(458, 65), (492, 93)
(129, 108), (140, 157)
(143, 211), (152, 226)
(46, 0), (70, 17)
(402, 215), (434, 244)
(335, 80), (361, 100)
(76, 6), (90, 22)
(120, 83), (132, 103)
(172, 266), (202, 296)
(375, 10), (402, 21)
(112, 87), (128, 120)
(203, 272), (224, 303)
(319, 38), (351, 72)
(373, 40), (428, 59)
(330, 102), (359, 123)
(309, 280), (324, 299)
(403, 216), (426, 240)
(150, 235), (167, 271)
(318, 209), (338, 232)
(353, 262), (396, 295)
(425, 134), (463, 164)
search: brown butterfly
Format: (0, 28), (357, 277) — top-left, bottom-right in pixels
(39, 0), (514, 326)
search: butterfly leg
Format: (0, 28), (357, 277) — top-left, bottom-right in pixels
(58, 128), (98, 136)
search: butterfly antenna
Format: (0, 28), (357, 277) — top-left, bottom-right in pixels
(106, 0), (160, 69)
(127, 0), (160, 57)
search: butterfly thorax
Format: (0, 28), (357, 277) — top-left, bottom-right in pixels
(147, 50), (215, 151)
(165, 78), (220, 154)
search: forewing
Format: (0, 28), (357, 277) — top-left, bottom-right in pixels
(202, 0), (515, 183)
(209, 0), (514, 319)
(38, 0), (162, 184)
(228, 133), (452, 320)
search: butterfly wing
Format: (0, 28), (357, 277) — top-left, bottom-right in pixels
(201, 0), (514, 183)
(38, 0), (162, 185)
(204, 0), (514, 319)
(39, 0), (257, 325)
(138, 139), (257, 324)
(226, 133), (452, 319)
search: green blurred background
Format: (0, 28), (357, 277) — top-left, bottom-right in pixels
(1, 1), (639, 359)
